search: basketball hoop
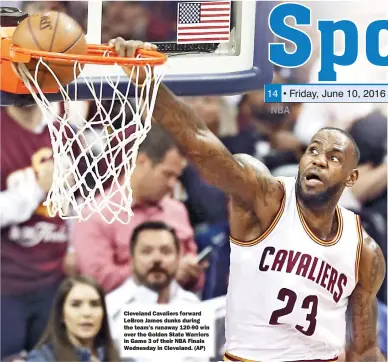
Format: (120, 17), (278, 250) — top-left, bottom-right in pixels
(1, 36), (168, 224)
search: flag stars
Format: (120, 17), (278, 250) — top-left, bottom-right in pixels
(178, 3), (201, 24)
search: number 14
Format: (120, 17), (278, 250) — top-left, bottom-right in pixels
(269, 288), (318, 336)
(267, 90), (278, 98)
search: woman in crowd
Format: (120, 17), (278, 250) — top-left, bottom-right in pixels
(26, 276), (119, 362)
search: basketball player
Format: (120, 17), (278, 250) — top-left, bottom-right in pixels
(115, 38), (386, 361)
(0, 105), (69, 359)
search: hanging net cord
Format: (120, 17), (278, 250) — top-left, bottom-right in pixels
(15, 56), (165, 224)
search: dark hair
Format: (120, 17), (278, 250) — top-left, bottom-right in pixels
(138, 124), (183, 164)
(318, 127), (361, 166)
(36, 276), (120, 362)
(130, 221), (180, 255)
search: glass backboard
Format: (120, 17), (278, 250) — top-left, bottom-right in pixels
(0, 1), (275, 106)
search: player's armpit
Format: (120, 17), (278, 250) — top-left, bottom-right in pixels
(232, 153), (283, 209)
(345, 230), (386, 362)
(152, 84), (283, 210)
(228, 154), (285, 241)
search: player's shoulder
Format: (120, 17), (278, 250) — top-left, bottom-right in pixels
(357, 228), (386, 292)
(335, 204), (360, 234)
(360, 229), (384, 267)
(275, 175), (296, 186)
(269, 176), (296, 199)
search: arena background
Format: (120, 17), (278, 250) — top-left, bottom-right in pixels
(1, 1), (387, 361)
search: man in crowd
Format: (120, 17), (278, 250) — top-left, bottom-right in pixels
(72, 125), (206, 294)
(105, 221), (200, 360)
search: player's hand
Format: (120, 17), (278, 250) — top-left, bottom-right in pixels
(109, 37), (157, 58)
(36, 159), (54, 193)
(108, 37), (157, 84)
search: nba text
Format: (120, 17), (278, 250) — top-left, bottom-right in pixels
(258, 246), (347, 303)
(270, 105), (290, 115)
(268, 3), (388, 81)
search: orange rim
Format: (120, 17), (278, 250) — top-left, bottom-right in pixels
(9, 43), (167, 66)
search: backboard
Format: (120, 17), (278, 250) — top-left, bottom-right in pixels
(0, 1), (275, 106)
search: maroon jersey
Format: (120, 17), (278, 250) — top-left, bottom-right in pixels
(1, 109), (68, 295)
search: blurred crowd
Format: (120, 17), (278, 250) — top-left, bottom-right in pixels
(1, 1), (387, 362)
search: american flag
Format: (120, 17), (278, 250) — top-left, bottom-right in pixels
(177, 1), (231, 44)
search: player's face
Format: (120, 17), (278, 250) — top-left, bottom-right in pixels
(139, 149), (186, 202)
(132, 230), (179, 291)
(296, 130), (357, 207)
(62, 283), (104, 345)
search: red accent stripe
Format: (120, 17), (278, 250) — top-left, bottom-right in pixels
(177, 31), (229, 36)
(177, 37), (229, 42)
(178, 25), (229, 30)
(201, 7), (230, 11)
(224, 353), (240, 361)
(200, 13), (230, 17)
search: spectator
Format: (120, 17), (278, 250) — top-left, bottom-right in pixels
(180, 97), (230, 227)
(72, 125), (206, 294)
(106, 221), (201, 361)
(179, 96), (240, 299)
(261, 61), (386, 161)
(26, 276), (119, 362)
(181, 96), (254, 227)
(0, 105), (70, 359)
(237, 72), (303, 171)
(22, 1), (88, 32)
(101, 1), (150, 43)
(341, 111), (387, 303)
(293, 55), (386, 146)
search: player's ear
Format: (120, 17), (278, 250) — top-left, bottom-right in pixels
(345, 168), (359, 187)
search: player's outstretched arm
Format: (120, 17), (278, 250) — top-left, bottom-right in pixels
(151, 83), (282, 204)
(346, 230), (386, 361)
(111, 38), (284, 211)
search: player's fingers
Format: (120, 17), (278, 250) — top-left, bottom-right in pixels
(124, 40), (142, 57)
(143, 42), (158, 51)
(107, 38), (157, 56)
(112, 37), (126, 57)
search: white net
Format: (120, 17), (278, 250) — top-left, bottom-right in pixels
(15, 56), (165, 224)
